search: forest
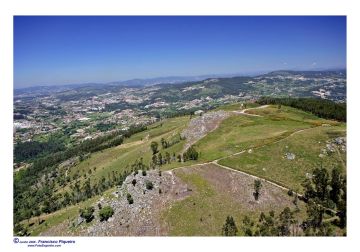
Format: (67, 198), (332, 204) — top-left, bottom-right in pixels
(257, 97), (346, 122)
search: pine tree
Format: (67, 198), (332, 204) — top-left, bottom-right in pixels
(222, 216), (238, 236)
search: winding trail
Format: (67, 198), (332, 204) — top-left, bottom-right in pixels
(169, 106), (339, 214)
(231, 104), (269, 117)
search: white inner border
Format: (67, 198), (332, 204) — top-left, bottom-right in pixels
(1, 1), (359, 252)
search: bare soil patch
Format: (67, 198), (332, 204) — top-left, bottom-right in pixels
(177, 163), (293, 212)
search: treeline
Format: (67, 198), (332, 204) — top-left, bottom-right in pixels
(160, 134), (183, 149)
(14, 125), (147, 224)
(94, 122), (117, 132)
(257, 97), (346, 122)
(14, 139), (65, 163)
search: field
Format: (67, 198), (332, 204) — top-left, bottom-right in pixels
(219, 125), (346, 192)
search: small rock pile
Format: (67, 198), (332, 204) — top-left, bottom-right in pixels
(319, 136), (346, 157)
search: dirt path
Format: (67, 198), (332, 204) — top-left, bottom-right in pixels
(171, 121), (339, 214)
(231, 104), (270, 117)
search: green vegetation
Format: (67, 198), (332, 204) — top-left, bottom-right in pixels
(14, 138), (65, 163)
(183, 146), (199, 161)
(99, 206), (114, 221)
(79, 206), (95, 223)
(302, 167), (346, 232)
(95, 122), (117, 132)
(150, 141), (159, 154)
(257, 97), (346, 122)
(219, 125), (345, 191)
(222, 216), (238, 236)
(254, 179), (262, 200)
(13, 97), (346, 236)
(161, 168), (298, 236)
(145, 180), (154, 190)
(241, 207), (298, 236)
(127, 193), (134, 204)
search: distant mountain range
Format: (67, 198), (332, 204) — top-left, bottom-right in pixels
(14, 72), (267, 94)
(14, 69), (346, 102)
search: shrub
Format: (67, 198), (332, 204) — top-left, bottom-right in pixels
(132, 179), (137, 186)
(254, 179), (262, 200)
(79, 206), (95, 223)
(98, 206), (114, 221)
(183, 146), (199, 161)
(145, 180), (154, 190)
(142, 170), (147, 176)
(127, 193), (134, 204)
(288, 189), (294, 196)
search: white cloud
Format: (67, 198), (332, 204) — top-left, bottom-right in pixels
(311, 62), (317, 66)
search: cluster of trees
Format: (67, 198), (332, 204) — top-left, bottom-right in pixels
(182, 146), (199, 161)
(151, 152), (175, 168)
(257, 97), (346, 122)
(14, 139), (65, 163)
(94, 122), (117, 132)
(223, 166), (346, 236)
(160, 135), (182, 149)
(240, 207), (300, 236)
(301, 167), (346, 234)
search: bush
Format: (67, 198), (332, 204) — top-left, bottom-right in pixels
(254, 179), (262, 200)
(222, 216), (238, 236)
(132, 179), (137, 186)
(145, 180), (154, 190)
(79, 206), (95, 223)
(127, 193), (134, 204)
(142, 170), (147, 176)
(98, 206), (114, 221)
(288, 189), (294, 196)
(183, 146), (199, 161)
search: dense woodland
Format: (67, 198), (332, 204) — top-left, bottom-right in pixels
(257, 97), (346, 122)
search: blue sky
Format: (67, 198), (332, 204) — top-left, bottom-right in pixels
(14, 16), (346, 88)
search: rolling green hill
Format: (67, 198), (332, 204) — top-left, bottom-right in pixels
(16, 101), (346, 236)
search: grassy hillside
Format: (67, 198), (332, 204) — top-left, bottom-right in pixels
(219, 125), (346, 192)
(54, 116), (194, 193)
(19, 102), (346, 236)
(161, 164), (304, 236)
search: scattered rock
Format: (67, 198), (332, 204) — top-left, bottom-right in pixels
(181, 110), (230, 151)
(285, 152), (296, 160)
